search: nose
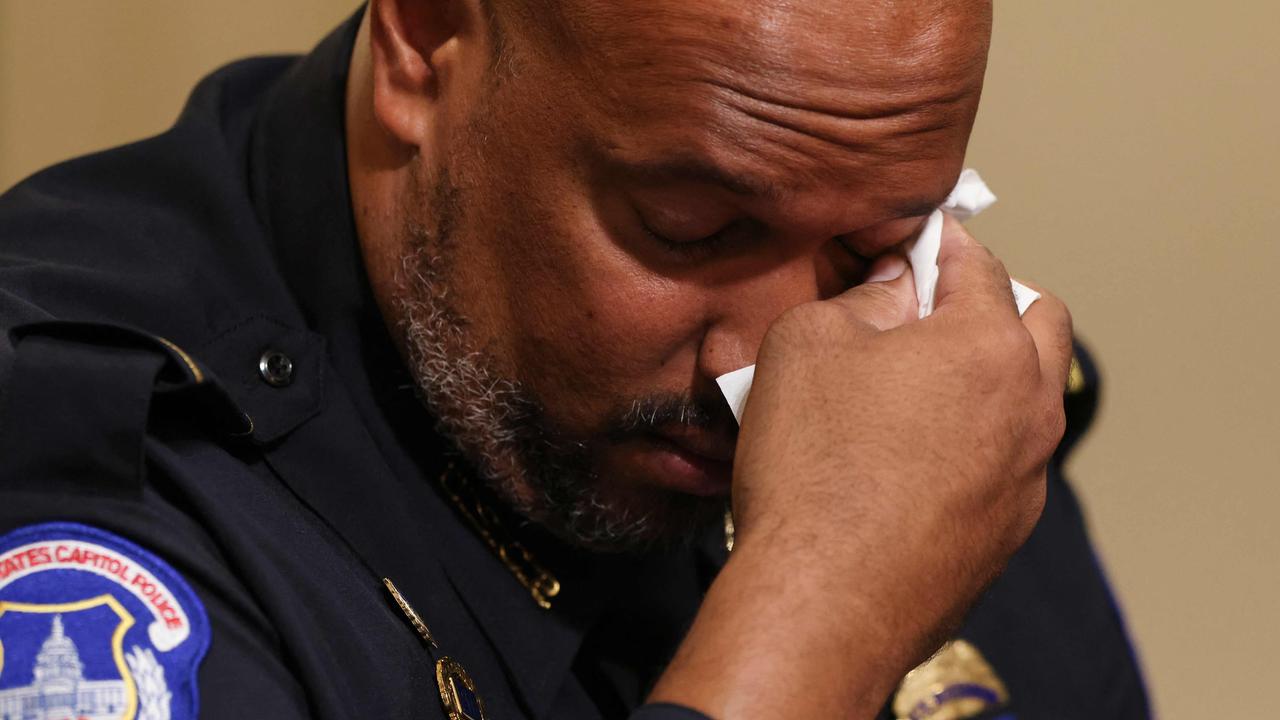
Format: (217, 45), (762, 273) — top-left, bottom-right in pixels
(696, 256), (826, 381)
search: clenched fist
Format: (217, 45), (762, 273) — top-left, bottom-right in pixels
(651, 217), (1073, 719)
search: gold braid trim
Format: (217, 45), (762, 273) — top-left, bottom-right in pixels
(437, 462), (561, 609)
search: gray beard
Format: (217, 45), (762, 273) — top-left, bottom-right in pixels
(392, 173), (722, 553)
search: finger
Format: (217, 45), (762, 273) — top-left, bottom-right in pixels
(825, 253), (919, 332)
(932, 215), (1018, 317)
(1016, 280), (1074, 392)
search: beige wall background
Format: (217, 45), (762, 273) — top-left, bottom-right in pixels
(2, 2), (1276, 716)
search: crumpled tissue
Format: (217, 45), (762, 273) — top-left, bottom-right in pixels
(716, 169), (1040, 424)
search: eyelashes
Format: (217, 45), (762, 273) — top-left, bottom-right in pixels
(639, 221), (733, 260)
(633, 200), (912, 271)
(639, 217), (878, 272)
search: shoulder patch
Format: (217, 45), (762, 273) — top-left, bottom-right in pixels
(0, 522), (210, 719)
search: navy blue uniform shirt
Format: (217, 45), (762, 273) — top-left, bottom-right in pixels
(0, 10), (1148, 719)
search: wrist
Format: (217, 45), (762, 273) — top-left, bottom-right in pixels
(649, 542), (906, 719)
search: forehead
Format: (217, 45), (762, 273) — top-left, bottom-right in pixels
(554, 0), (990, 86)
(525, 0), (991, 212)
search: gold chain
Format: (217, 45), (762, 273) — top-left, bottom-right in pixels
(437, 462), (562, 609)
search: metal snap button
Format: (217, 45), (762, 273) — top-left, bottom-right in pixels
(258, 349), (294, 387)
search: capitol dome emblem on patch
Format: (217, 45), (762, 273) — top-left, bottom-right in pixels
(0, 522), (210, 720)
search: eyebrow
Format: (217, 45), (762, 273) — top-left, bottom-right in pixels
(890, 198), (946, 218)
(618, 156), (786, 200)
(618, 155), (948, 220)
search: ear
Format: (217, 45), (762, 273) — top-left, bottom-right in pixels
(367, 0), (487, 148)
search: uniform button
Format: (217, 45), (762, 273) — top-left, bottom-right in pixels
(258, 349), (294, 387)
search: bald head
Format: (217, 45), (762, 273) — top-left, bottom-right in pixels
(485, 0), (990, 199)
(490, 0), (991, 95)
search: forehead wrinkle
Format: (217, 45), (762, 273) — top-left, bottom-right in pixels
(547, 0), (987, 164)
(696, 72), (977, 158)
(667, 85), (971, 207)
(697, 68), (981, 121)
(549, 0), (985, 213)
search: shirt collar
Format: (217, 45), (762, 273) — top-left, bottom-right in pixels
(246, 10), (722, 715)
(247, 11), (600, 713)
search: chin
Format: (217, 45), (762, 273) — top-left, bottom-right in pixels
(529, 456), (727, 554)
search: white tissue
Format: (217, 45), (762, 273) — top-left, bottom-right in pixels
(716, 364), (757, 425)
(716, 169), (1041, 424)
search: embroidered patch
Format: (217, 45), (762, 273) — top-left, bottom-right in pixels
(0, 522), (210, 719)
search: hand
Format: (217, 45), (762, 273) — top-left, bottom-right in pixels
(649, 217), (1073, 719)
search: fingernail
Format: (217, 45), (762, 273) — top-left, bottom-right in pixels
(864, 254), (908, 283)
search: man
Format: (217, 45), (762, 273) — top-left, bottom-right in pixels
(0, 0), (1147, 718)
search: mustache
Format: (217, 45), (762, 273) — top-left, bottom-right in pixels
(612, 392), (735, 435)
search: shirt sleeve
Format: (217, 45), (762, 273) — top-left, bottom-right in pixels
(0, 326), (313, 720)
(0, 492), (315, 719)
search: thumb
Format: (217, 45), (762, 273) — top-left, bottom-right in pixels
(827, 254), (919, 332)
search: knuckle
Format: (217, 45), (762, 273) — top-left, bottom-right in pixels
(1018, 476), (1048, 537)
(1038, 288), (1072, 325)
(1042, 400), (1068, 446)
(855, 284), (912, 326)
(1041, 297), (1075, 362)
(990, 257), (1010, 280)
(980, 323), (1040, 390)
(1055, 297), (1075, 340)
(952, 321), (1036, 395)
(956, 242), (994, 268)
(1029, 286), (1074, 338)
(942, 216), (978, 245)
(973, 241), (999, 265)
(985, 319), (1035, 364)
(1014, 329), (1042, 374)
(766, 302), (844, 347)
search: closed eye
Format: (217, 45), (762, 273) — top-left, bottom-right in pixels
(836, 214), (932, 260)
(641, 224), (734, 260)
(636, 210), (741, 260)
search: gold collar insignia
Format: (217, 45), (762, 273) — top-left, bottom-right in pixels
(892, 639), (1010, 720)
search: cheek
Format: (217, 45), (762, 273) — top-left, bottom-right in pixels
(578, 270), (701, 368)
(442, 91), (706, 425)
(515, 220), (707, 398)
(467, 171), (709, 424)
